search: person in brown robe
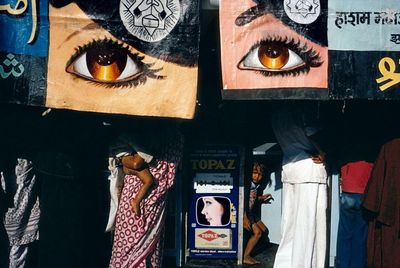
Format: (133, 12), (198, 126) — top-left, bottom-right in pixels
(362, 138), (400, 268)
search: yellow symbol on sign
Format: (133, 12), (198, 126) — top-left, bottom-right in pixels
(376, 57), (400, 91)
(0, 0), (37, 44)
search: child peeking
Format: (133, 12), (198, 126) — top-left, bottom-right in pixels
(243, 161), (273, 265)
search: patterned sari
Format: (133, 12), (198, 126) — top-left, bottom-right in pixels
(109, 134), (182, 268)
(3, 159), (40, 246)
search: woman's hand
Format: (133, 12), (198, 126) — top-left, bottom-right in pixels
(311, 153), (326, 164)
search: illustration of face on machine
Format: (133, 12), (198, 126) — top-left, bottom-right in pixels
(196, 196), (232, 226)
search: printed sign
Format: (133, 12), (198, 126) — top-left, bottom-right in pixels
(328, 0), (400, 51)
(0, 0), (200, 119)
(188, 145), (243, 258)
(195, 228), (232, 249)
(193, 173), (234, 194)
(328, 0), (400, 99)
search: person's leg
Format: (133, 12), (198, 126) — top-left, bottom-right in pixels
(351, 193), (368, 268)
(243, 223), (262, 265)
(255, 220), (266, 232)
(291, 183), (326, 268)
(255, 220), (270, 244)
(314, 183), (327, 268)
(130, 168), (153, 216)
(273, 183), (295, 268)
(336, 192), (357, 267)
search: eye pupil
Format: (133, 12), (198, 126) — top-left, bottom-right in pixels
(265, 45), (281, 58)
(96, 51), (118, 66)
(258, 44), (289, 69)
(86, 49), (127, 81)
(88, 49), (125, 67)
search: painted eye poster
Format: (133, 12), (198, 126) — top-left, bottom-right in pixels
(188, 145), (243, 259)
(220, 0), (328, 99)
(0, 0), (200, 119)
(220, 0), (400, 100)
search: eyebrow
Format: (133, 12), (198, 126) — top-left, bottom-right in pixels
(63, 22), (101, 43)
(235, 3), (323, 46)
(235, 3), (275, 26)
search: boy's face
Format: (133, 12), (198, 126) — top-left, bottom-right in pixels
(252, 165), (263, 184)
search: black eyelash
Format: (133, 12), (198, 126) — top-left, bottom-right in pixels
(238, 36), (323, 77)
(254, 66), (311, 77)
(66, 38), (164, 88)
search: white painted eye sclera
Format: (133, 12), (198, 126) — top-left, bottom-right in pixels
(72, 52), (92, 78)
(115, 56), (140, 80)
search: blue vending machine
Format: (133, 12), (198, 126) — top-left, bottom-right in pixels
(187, 145), (244, 260)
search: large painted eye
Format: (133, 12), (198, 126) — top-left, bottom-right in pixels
(66, 39), (143, 83)
(240, 42), (304, 71)
(238, 38), (323, 76)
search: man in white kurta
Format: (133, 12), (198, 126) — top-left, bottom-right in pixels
(272, 103), (327, 268)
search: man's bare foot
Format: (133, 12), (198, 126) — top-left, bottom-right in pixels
(243, 256), (260, 265)
(131, 198), (141, 216)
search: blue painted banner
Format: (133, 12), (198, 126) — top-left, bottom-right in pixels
(0, 0), (49, 56)
(0, 0), (48, 105)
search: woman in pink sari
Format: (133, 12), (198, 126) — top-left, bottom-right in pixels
(109, 127), (182, 268)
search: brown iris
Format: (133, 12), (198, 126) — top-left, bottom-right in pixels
(258, 44), (289, 69)
(86, 49), (127, 81)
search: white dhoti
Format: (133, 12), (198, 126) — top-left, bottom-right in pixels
(274, 182), (327, 268)
(271, 103), (328, 268)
